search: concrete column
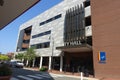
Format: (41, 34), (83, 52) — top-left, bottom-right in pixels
(48, 56), (52, 70)
(26, 60), (28, 66)
(32, 59), (35, 67)
(39, 56), (43, 69)
(60, 56), (63, 72)
(22, 58), (24, 63)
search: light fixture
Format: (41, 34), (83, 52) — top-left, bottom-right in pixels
(0, 0), (4, 6)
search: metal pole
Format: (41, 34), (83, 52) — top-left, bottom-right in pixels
(49, 36), (54, 71)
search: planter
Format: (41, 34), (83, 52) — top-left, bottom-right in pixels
(0, 75), (11, 80)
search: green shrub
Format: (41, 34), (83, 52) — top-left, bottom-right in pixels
(39, 67), (48, 71)
(0, 55), (10, 61)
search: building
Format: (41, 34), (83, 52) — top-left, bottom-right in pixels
(16, 0), (120, 79)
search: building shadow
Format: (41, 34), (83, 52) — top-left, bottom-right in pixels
(11, 68), (55, 80)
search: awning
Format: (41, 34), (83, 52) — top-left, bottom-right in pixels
(0, 0), (40, 30)
(56, 44), (92, 52)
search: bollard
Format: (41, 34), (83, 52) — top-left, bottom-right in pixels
(81, 72), (83, 80)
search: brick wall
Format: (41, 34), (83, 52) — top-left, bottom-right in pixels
(91, 0), (120, 78)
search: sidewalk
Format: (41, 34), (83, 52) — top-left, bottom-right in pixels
(24, 67), (98, 80)
(99, 78), (120, 80)
(98, 77), (120, 80)
(23, 67), (120, 80)
(49, 72), (98, 80)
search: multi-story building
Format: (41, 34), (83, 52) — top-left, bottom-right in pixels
(16, 0), (120, 79)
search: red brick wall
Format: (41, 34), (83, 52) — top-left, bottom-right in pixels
(91, 0), (120, 78)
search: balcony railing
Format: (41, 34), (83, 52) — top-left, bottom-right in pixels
(22, 43), (29, 48)
(23, 34), (30, 40)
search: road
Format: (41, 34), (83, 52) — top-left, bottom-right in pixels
(10, 68), (84, 80)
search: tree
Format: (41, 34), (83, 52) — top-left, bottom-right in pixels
(15, 53), (24, 61)
(24, 47), (36, 67)
(0, 55), (10, 61)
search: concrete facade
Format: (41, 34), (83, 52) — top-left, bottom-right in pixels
(16, 0), (91, 56)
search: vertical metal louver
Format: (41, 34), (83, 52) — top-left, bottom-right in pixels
(64, 4), (86, 46)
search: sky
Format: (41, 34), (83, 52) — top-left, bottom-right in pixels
(0, 0), (62, 54)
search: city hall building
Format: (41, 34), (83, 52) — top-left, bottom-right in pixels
(16, 0), (120, 79)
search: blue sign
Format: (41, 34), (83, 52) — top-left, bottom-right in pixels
(98, 51), (106, 63)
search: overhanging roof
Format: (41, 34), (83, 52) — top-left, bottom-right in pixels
(56, 44), (92, 52)
(0, 0), (40, 30)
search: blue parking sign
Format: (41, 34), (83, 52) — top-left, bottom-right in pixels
(98, 51), (106, 63)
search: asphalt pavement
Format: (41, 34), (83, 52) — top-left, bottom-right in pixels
(11, 68), (99, 80)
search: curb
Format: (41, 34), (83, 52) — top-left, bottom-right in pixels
(49, 73), (99, 80)
(23, 67), (39, 71)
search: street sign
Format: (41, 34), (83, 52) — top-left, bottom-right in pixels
(98, 51), (106, 63)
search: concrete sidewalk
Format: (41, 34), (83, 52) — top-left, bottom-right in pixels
(23, 67), (120, 80)
(23, 67), (99, 80)
(49, 73), (98, 80)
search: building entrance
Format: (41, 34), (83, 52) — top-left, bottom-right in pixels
(63, 51), (94, 76)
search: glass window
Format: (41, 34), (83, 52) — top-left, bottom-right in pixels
(32, 30), (51, 39)
(40, 22), (45, 26)
(85, 16), (91, 26)
(46, 18), (53, 23)
(31, 42), (50, 49)
(44, 42), (50, 48)
(84, 1), (90, 7)
(54, 14), (62, 19)
(36, 44), (42, 49)
(39, 14), (62, 26)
